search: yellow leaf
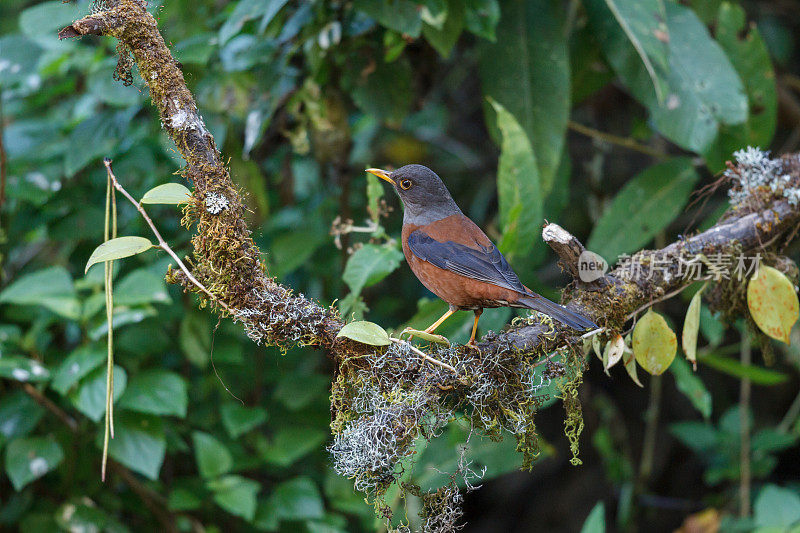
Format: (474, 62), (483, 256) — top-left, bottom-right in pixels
(633, 309), (677, 376)
(682, 284), (705, 370)
(747, 265), (799, 344)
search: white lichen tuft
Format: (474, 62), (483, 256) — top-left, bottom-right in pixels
(205, 193), (229, 214)
(725, 146), (797, 205)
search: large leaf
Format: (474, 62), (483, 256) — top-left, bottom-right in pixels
(342, 244), (404, 295)
(69, 365), (127, 422)
(218, 0), (291, 44)
(479, 0), (569, 188)
(104, 412), (166, 480)
(422, 0), (464, 58)
(119, 370), (188, 418)
(670, 357), (711, 419)
(490, 99), (542, 260)
(220, 402), (268, 439)
(699, 353), (789, 385)
(51, 346), (106, 395)
(207, 475), (260, 521)
(113, 269), (172, 307)
(587, 158), (699, 262)
(0, 266), (80, 320)
(350, 56), (413, 127)
(0, 356), (49, 383)
(588, 1), (747, 153)
(0, 392), (45, 440)
(754, 485), (800, 529)
(703, 3), (777, 170)
(259, 426), (328, 468)
(5, 437), (63, 491)
(632, 309), (676, 376)
(353, 0), (423, 37)
(266, 477), (325, 522)
(85, 237), (154, 274)
(193, 431), (233, 479)
(582, 0), (669, 102)
(747, 265), (799, 344)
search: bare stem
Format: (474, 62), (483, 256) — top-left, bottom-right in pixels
(102, 158), (230, 313)
(21, 383), (78, 432)
(390, 338), (457, 374)
(740, 328), (752, 518)
(568, 120), (668, 159)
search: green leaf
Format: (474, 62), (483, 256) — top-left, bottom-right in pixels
(85, 237), (154, 274)
(342, 244), (404, 295)
(69, 365), (127, 422)
(351, 56), (413, 127)
(754, 485), (800, 528)
(703, 3), (778, 170)
(479, 0), (569, 188)
(207, 475), (260, 521)
(699, 353), (789, 385)
(583, 0), (670, 103)
(104, 412), (166, 480)
(682, 284), (705, 368)
(422, 0), (464, 58)
(19, 1), (85, 50)
(267, 477), (325, 521)
(119, 370), (187, 418)
(193, 431), (233, 479)
(218, 0), (291, 44)
(180, 311), (211, 368)
(589, 2), (747, 153)
(580, 501), (605, 533)
(4, 437), (63, 491)
(140, 183), (192, 205)
(220, 402), (268, 439)
(489, 98), (542, 260)
(51, 346), (106, 395)
(336, 320), (392, 346)
(587, 158), (699, 262)
(464, 0), (500, 40)
(747, 265), (799, 344)
(113, 269), (172, 306)
(633, 309), (677, 376)
(0, 35), (43, 88)
(0, 392), (45, 440)
(669, 356), (711, 419)
(259, 426), (327, 468)
(0, 266), (80, 320)
(0, 356), (49, 383)
(353, 0), (423, 37)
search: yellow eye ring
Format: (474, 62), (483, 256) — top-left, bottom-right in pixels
(400, 179), (412, 190)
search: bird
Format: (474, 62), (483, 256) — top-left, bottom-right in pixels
(366, 164), (597, 346)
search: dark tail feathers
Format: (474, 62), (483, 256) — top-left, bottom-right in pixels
(517, 294), (597, 331)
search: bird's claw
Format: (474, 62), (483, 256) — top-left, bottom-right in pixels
(400, 327), (451, 346)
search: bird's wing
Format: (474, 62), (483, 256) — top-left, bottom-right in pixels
(407, 230), (528, 294)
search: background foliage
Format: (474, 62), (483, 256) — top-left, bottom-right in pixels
(1, 0), (799, 531)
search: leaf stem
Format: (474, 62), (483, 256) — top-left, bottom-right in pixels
(568, 120), (668, 159)
(389, 337), (457, 374)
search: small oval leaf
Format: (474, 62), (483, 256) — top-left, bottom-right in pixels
(337, 320), (391, 346)
(682, 284), (706, 370)
(606, 334), (625, 370)
(85, 237), (154, 273)
(633, 309), (677, 376)
(747, 265), (799, 344)
(141, 183), (192, 205)
(623, 348), (644, 388)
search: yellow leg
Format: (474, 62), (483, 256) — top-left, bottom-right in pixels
(468, 310), (482, 346)
(425, 307), (457, 334)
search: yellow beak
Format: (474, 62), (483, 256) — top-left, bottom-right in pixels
(366, 168), (396, 186)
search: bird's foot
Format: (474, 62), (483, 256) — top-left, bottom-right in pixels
(400, 327), (451, 346)
(466, 341), (481, 354)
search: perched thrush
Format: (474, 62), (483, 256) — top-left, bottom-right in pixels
(367, 164), (597, 346)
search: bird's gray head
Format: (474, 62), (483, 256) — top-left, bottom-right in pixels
(366, 164), (461, 224)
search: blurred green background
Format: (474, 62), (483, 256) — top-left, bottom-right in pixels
(1, 0), (799, 531)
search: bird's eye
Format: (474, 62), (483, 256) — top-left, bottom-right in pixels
(400, 179), (412, 190)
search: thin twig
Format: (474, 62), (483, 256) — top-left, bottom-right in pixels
(625, 283), (692, 322)
(739, 328), (752, 518)
(568, 120), (668, 159)
(103, 159), (230, 313)
(20, 383), (78, 432)
(778, 387), (800, 434)
(390, 338), (457, 374)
